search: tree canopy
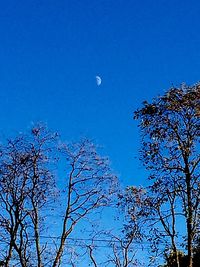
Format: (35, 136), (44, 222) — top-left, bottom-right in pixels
(132, 84), (200, 267)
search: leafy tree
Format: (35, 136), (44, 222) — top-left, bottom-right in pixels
(160, 251), (188, 267)
(133, 84), (200, 267)
(193, 237), (200, 266)
(161, 237), (200, 267)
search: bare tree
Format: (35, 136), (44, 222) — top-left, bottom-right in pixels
(0, 124), (58, 266)
(107, 234), (138, 267)
(52, 139), (117, 267)
(79, 190), (144, 267)
(0, 126), (118, 266)
(27, 125), (58, 267)
(0, 136), (33, 266)
(131, 184), (181, 267)
(83, 230), (140, 267)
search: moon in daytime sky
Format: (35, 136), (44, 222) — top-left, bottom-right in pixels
(96, 75), (102, 86)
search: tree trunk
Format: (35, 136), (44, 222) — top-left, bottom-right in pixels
(174, 248), (180, 267)
(52, 236), (66, 267)
(5, 241), (13, 267)
(185, 167), (193, 267)
(34, 207), (42, 267)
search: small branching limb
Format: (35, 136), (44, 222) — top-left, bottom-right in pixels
(87, 245), (98, 267)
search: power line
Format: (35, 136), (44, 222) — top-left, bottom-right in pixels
(39, 235), (150, 244)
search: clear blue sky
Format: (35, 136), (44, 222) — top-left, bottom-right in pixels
(0, 0), (200, 185)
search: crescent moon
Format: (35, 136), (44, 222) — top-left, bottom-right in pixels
(96, 76), (102, 86)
